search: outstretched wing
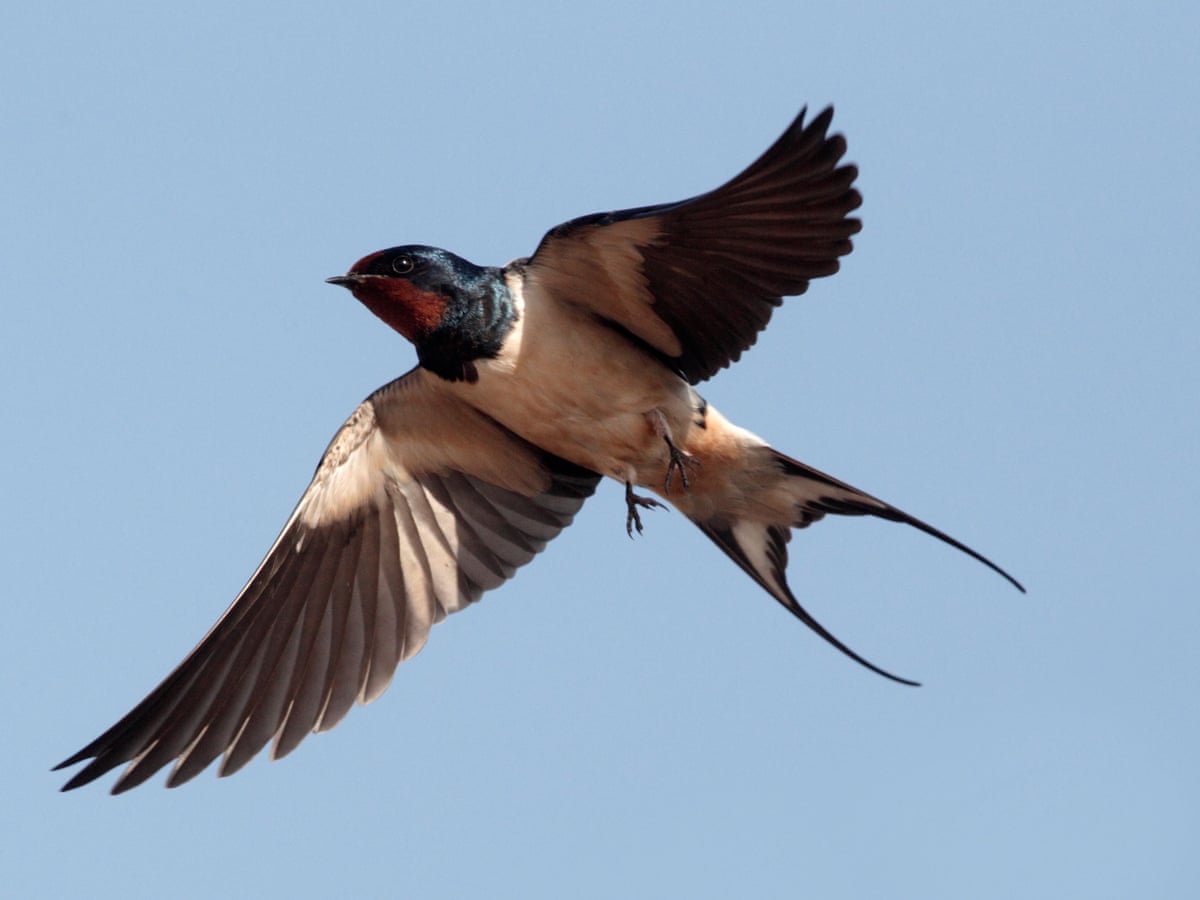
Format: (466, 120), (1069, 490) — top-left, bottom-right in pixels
(520, 106), (861, 384)
(56, 368), (600, 793)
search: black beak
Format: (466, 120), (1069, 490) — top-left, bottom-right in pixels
(325, 274), (362, 288)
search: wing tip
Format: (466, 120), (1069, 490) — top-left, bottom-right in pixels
(54, 757), (110, 793)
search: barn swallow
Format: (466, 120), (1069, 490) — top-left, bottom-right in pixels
(56, 106), (1022, 793)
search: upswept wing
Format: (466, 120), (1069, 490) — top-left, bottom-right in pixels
(56, 369), (599, 792)
(520, 106), (861, 384)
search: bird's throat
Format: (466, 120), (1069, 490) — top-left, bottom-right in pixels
(354, 279), (448, 344)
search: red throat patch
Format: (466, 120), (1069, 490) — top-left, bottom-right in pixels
(350, 278), (448, 343)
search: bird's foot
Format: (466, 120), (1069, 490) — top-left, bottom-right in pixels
(663, 438), (701, 495)
(625, 482), (665, 537)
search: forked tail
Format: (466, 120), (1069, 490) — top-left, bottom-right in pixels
(692, 448), (1024, 685)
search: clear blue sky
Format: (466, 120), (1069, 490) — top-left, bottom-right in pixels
(5, 2), (1197, 897)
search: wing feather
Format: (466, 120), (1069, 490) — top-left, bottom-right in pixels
(56, 368), (600, 792)
(522, 106), (861, 383)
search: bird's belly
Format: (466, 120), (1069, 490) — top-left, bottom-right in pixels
(463, 339), (691, 485)
(456, 338), (772, 525)
(472, 373), (681, 481)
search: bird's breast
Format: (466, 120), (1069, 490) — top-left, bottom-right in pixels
(453, 277), (694, 484)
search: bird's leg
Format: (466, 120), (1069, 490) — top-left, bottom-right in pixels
(662, 435), (701, 495)
(645, 409), (701, 496)
(625, 481), (664, 537)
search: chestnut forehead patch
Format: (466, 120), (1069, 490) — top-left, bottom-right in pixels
(348, 249), (392, 275)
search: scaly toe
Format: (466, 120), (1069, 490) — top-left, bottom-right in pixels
(625, 483), (665, 537)
(663, 442), (701, 495)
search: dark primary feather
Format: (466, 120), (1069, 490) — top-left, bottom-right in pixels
(522, 106), (861, 383)
(55, 373), (599, 793)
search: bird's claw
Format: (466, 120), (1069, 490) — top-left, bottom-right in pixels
(663, 439), (701, 495)
(625, 483), (665, 537)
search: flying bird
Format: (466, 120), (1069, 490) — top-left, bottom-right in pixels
(56, 106), (1023, 794)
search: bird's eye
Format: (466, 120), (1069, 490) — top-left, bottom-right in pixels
(391, 255), (415, 275)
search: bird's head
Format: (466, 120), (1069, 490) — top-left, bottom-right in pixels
(327, 245), (513, 382)
(327, 245), (481, 344)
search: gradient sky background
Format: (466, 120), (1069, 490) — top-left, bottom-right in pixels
(5, 2), (1198, 897)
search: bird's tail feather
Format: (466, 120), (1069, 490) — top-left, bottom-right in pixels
(690, 448), (1023, 685)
